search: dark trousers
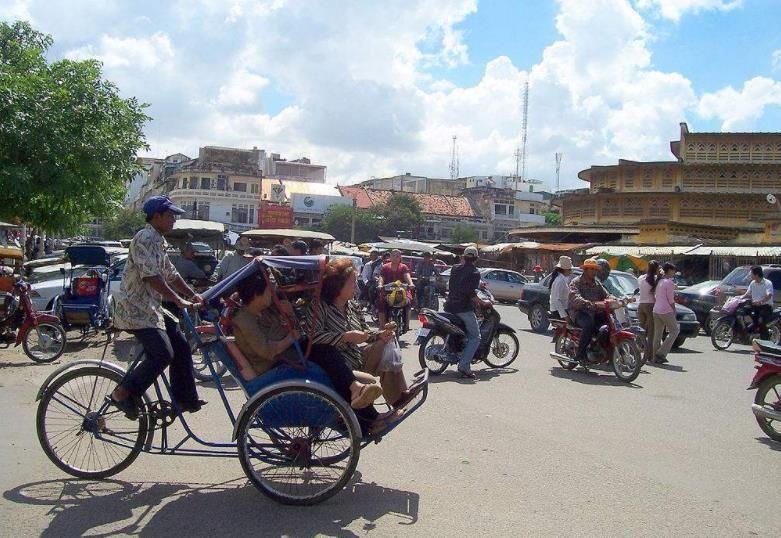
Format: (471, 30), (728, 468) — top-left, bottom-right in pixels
(574, 310), (608, 360)
(121, 314), (199, 405)
(751, 304), (773, 339)
(308, 344), (378, 435)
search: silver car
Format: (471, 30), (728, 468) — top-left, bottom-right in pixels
(480, 268), (527, 302)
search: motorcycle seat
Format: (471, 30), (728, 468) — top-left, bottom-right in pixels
(754, 339), (781, 355)
(423, 309), (466, 330)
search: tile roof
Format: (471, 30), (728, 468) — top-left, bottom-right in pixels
(337, 186), (478, 218)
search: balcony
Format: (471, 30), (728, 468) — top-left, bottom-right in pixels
(169, 188), (258, 201)
(516, 213), (546, 224)
(515, 191), (544, 202)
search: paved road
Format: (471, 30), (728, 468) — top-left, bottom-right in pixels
(1, 305), (779, 536)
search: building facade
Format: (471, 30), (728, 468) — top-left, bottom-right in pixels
(561, 123), (781, 242)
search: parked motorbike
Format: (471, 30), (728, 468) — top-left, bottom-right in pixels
(549, 299), (642, 383)
(0, 279), (67, 363)
(749, 339), (781, 442)
(416, 287), (519, 374)
(711, 296), (781, 350)
(383, 281), (411, 337)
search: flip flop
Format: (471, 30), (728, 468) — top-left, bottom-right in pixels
(369, 409), (404, 436)
(392, 383), (424, 410)
(351, 383), (383, 409)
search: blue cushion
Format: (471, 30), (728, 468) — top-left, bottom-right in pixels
(244, 362), (334, 396)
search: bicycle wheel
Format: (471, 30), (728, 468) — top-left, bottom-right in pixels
(23, 322), (67, 363)
(237, 384), (360, 505)
(190, 336), (227, 382)
(483, 328), (519, 368)
(36, 367), (149, 479)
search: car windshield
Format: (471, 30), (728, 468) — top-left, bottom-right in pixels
(606, 273), (638, 297)
(722, 267), (752, 286)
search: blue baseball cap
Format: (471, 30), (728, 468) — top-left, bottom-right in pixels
(142, 195), (185, 217)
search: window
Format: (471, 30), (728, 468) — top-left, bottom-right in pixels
(483, 271), (499, 281)
(722, 267), (751, 286)
(216, 175), (227, 190)
(233, 182), (247, 192)
(494, 203), (513, 216)
(251, 183), (259, 194)
(195, 201), (209, 220)
(188, 177), (198, 189)
(232, 204), (249, 223)
(200, 177), (211, 190)
(507, 272), (525, 284)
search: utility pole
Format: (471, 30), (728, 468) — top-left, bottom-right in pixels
(555, 152), (563, 193)
(350, 197), (357, 244)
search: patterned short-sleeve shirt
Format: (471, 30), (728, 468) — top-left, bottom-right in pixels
(113, 224), (179, 331)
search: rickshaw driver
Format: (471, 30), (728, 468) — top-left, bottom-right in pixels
(108, 196), (205, 419)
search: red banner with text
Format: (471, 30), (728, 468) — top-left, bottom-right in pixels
(258, 202), (293, 229)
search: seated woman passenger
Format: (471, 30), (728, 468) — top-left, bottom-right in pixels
(231, 271), (382, 410)
(310, 258), (424, 411)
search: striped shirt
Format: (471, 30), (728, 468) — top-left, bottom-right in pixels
(307, 300), (379, 370)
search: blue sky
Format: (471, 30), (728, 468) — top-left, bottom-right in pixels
(2, 0), (781, 188)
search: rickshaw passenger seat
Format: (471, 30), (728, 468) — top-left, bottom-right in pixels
(219, 336), (256, 381)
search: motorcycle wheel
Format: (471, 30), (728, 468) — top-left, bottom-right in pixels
(23, 322), (67, 363)
(710, 320), (734, 350)
(612, 340), (641, 383)
(418, 332), (450, 375)
(554, 334), (577, 370)
(754, 375), (781, 442)
(483, 328), (519, 368)
(769, 324), (781, 345)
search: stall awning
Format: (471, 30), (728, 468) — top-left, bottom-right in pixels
(682, 246), (781, 256)
(585, 245), (698, 256)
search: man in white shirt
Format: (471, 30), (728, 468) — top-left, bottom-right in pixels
(742, 266), (775, 339)
(359, 250), (378, 299)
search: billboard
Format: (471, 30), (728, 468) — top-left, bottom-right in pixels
(292, 193), (352, 215)
(258, 202), (293, 229)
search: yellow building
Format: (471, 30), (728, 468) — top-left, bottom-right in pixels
(561, 123), (781, 244)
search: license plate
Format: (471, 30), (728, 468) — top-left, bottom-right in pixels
(416, 328), (430, 339)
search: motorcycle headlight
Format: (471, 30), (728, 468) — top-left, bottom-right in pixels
(681, 313), (696, 321)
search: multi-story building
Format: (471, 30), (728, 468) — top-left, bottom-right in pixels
(560, 122), (781, 243)
(357, 174), (467, 196)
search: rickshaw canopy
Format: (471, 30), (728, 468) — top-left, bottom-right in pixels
(65, 245), (112, 267)
(241, 229), (335, 242)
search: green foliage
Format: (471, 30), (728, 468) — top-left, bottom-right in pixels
(0, 21), (150, 233)
(102, 208), (146, 240)
(321, 204), (382, 243)
(378, 193), (423, 237)
(544, 211), (561, 226)
(451, 222), (477, 243)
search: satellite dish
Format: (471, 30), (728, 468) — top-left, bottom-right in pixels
(768, 193), (777, 205)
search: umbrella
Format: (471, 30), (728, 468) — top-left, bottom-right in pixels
(598, 253), (648, 273)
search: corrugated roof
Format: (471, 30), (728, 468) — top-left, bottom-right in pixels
(338, 186), (477, 218)
(684, 246), (781, 256)
(586, 245), (697, 256)
(483, 242), (591, 254)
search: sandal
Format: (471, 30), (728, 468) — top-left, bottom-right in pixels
(369, 409), (403, 436)
(392, 383), (424, 410)
(351, 383), (382, 409)
(457, 368), (477, 379)
(105, 395), (139, 420)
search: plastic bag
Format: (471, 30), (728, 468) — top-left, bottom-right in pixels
(379, 338), (404, 372)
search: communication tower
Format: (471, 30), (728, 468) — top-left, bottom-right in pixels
(518, 80), (529, 189)
(555, 152), (563, 193)
(449, 135), (459, 180)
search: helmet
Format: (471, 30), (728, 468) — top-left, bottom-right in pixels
(581, 258), (599, 270)
(463, 246), (478, 259)
(596, 258), (611, 280)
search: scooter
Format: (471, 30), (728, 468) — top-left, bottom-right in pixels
(383, 281), (411, 337)
(711, 296), (781, 350)
(749, 339), (781, 442)
(549, 299), (642, 383)
(0, 279), (67, 363)
(416, 287), (519, 374)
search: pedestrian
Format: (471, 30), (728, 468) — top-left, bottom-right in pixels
(532, 264), (544, 283)
(548, 255), (573, 320)
(742, 266), (774, 339)
(290, 240), (308, 256)
(652, 262), (680, 364)
(638, 260), (660, 364)
(214, 236), (251, 281)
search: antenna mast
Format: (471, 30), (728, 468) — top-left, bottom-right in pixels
(519, 79), (529, 189)
(449, 135), (459, 180)
(555, 152), (563, 193)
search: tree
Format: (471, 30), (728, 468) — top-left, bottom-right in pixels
(450, 222), (477, 243)
(544, 211), (561, 226)
(378, 193), (423, 237)
(0, 21), (149, 233)
(102, 208), (145, 240)
(320, 204), (382, 243)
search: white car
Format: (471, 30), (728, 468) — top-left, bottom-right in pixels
(29, 256), (127, 313)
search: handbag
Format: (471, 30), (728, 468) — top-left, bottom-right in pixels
(361, 337), (386, 376)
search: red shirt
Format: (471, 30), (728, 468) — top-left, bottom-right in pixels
(380, 262), (410, 284)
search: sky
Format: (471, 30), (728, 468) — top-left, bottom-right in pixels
(3, 0), (781, 190)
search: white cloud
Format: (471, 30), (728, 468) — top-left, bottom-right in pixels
(773, 49), (781, 73)
(635, 0), (743, 21)
(65, 32), (175, 70)
(698, 77), (781, 130)
(215, 70), (269, 108)
(0, 0), (33, 22)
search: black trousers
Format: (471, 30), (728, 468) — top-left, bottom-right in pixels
(574, 310), (608, 360)
(308, 344), (378, 435)
(751, 304), (774, 339)
(121, 314), (199, 406)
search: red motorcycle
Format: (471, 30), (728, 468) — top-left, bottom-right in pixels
(549, 300), (642, 383)
(749, 339), (781, 442)
(1, 279), (67, 363)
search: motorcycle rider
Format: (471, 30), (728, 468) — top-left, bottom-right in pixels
(743, 265), (774, 340)
(214, 236), (251, 281)
(377, 250), (415, 331)
(444, 246), (491, 379)
(415, 252), (440, 310)
(569, 258), (613, 363)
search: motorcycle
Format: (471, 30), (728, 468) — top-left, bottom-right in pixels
(383, 281), (412, 337)
(749, 339), (781, 442)
(0, 279), (67, 363)
(549, 299), (642, 383)
(711, 296), (781, 350)
(416, 287), (519, 374)
(415, 274), (440, 311)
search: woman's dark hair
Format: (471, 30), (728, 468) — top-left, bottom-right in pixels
(662, 262), (676, 274)
(645, 260), (660, 291)
(548, 267), (563, 290)
(235, 273), (268, 305)
(271, 244), (289, 256)
(321, 257), (356, 303)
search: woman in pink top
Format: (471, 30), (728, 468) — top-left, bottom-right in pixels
(652, 262), (680, 364)
(638, 260), (660, 364)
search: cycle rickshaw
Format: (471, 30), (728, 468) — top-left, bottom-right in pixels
(35, 255), (429, 505)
